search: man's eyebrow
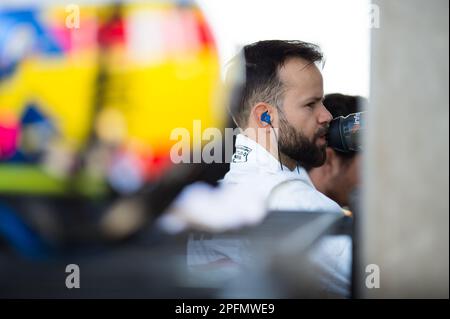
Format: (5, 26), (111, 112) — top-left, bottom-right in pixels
(303, 96), (324, 103)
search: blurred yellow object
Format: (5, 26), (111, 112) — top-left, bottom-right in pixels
(0, 1), (224, 195)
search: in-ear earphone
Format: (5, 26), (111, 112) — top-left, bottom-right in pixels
(260, 111), (283, 171)
(261, 111), (271, 125)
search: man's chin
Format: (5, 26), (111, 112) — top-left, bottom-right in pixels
(311, 147), (327, 167)
(316, 135), (328, 146)
(295, 149), (326, 169)
(315, 155), (327, 167)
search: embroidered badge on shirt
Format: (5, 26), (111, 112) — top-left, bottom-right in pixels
(232, 145), (252, 163)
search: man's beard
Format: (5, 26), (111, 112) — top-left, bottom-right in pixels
(278, 115), (328, 168)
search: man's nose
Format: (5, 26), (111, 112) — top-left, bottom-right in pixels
(318, 103), (333, 124)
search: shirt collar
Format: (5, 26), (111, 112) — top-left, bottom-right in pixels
(232, 134), (311, 180)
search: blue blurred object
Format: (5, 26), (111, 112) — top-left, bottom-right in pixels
(21, 102), (50, 125)
(0, 203), (52, 260)
(0, 8), (63, 80)
(9, 102), (57, 163)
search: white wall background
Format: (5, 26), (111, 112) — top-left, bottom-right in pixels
(1, 0), (372, 96)
(196, 0), (371, 98)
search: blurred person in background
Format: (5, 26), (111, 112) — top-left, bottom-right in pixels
(307, 93), (366, 211)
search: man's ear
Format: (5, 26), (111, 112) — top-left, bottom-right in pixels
(323, 147), (337, 175)
(253, 103), (273, 128)
(326, 148), (342, 177)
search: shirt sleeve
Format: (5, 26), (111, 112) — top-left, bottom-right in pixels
(267, 179), (343, 213)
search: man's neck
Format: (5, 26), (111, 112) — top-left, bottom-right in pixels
(279, 153), (298, 171)
(244, 132), (298, 171)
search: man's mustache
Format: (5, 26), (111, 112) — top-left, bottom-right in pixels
(314, 125), (329, 140)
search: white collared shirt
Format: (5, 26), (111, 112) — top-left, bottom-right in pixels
(222, 134), (343, 213)
(187, 134), (351, 297)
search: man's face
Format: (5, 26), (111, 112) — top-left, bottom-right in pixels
(276, 57), (333, 167)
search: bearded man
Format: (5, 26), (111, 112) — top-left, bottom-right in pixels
(187, 40), (351, 297)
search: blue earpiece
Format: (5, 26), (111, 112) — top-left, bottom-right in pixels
(261, 111), (271, 125)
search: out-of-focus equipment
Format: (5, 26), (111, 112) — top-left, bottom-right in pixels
(0, 2), (222, 195)
(0, 0), (228, 254)
(327, 111), (364, 153)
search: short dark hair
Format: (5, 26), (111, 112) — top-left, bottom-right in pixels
(230, 40), (323, 128)
(323, 93), (365, 118)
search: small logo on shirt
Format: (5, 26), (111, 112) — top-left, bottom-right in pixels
(232, 145), (252, 163)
